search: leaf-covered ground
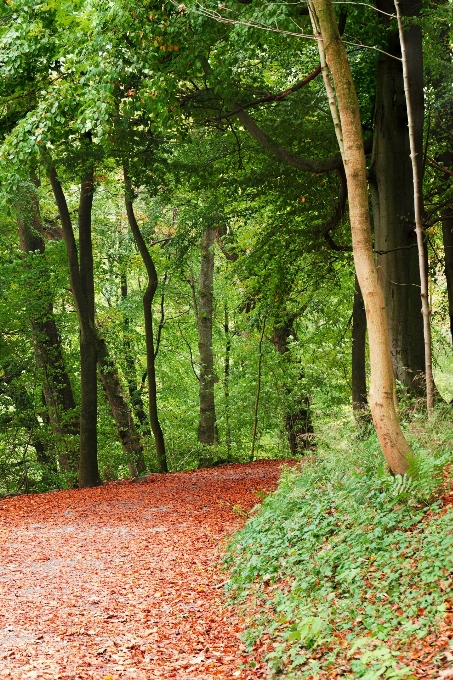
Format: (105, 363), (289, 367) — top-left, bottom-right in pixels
(0, 460), (288, 680)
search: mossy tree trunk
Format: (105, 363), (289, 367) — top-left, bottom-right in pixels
(16, 186), (79, 479)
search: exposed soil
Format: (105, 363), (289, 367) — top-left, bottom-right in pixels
(0, 459), (290, 680)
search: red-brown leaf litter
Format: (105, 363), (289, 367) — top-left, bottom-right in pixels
(0, 460), (288, 680)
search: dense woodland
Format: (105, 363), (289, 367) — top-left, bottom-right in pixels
(0, 0), (451, 492)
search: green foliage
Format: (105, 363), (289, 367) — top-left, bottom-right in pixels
(224, 409), (453, 678)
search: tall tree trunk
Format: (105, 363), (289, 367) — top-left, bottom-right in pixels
(123, 169), (167, 473)
(395, 0), (434, 413)
(442, 214), (453, 345)
(16, 187), (79, 477)
(370, 0), (425, 395)
(224, 303), (232, 456)
(120, 272), (149, 430)
(251, 317), (266, 459)
(273, 320), (314, 454)
(96, 335), (146, 476)
(352, 275), (368, 414)
(197, 229), (218, 445)
(311, 0), (411, 475)
(48, 166), (102, 488)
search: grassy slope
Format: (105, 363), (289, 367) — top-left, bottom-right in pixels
(224, 409), (453, 679)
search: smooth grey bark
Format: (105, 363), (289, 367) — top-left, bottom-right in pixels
(352, 275), (368, 414)
(196, 229), (218, 445)
(49, 166), (102, 488)
(370, 0), (425, 395)
(311, 0), (411, 474)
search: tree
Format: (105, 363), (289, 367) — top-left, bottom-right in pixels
(124, 169), (168, 474)
(369, 0), (426, 395)
(48, 166), (102, 488)
(196, 228), (218, 445)
(15, 183), (79, 478)
(311, 0), (411, 474)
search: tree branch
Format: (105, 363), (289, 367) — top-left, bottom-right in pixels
(236, 108), (344, 172)
(207, 66), (322, 123)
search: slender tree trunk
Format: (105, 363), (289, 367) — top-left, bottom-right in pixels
(197, 229), (218, 445)
(273, 320), (314, 453)
(352, 275), (368, 414)
(370, 0), (425, 394)
(96, 335), (146, 476)
(123, 169), (167, 473)
(395, 0), (434, 413)
(120, 272), (149, 430)
(311, 0), (411, 475)
(16, 188), (79, 477)
(48, 166), (102, 488)
(224, 303), (232, 457)
(442, 214), (453, 345)
(251, 317), (266, 460)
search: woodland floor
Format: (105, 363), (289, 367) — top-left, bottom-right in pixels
(0, 459), (289, 680)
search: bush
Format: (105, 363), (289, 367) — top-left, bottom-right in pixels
(224, 408), (453, 678)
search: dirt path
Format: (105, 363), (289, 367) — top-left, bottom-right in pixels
(0, 460), (288, 680)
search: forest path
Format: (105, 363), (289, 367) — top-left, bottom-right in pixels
(0, 459), (288, 680)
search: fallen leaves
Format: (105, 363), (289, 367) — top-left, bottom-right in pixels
(0, 459), (288, 679)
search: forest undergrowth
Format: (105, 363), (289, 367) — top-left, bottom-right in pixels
(224, 406), (453, 679)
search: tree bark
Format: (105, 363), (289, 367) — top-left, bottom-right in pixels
(48, 166), (102, 488)
(442, 213), (453, 345)
(123, 169), (167, 473)
(16, 188), (79, 477)
(196, 229), (218, 445)
(96, 335), (146, 476)
(352, 275), (368, 414)
(273, 320), (314, 453)
(370, 0), (425, 394)
(251, 317), (266, 459)
(395, 0), (434, 413)
(224, 303), (232, 456)
(312, 0), (411, 475)
(120, 272), (149, 430)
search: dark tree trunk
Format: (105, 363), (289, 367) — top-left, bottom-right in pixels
(96, 335), (146, 476)
(224, 303), (232, 456)
(16, 189), (79, 477)
(442, 214), (453, 345)
(49, 167), (101, 488)
(352, 275), (368, 413)
(120, 272), (149, 430)
(196, 229), (218, 445)
(123, 169), (167, 473)
(273, 319), (314, 454)
(370, 0), (425, 394)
